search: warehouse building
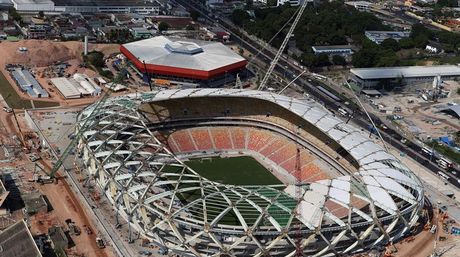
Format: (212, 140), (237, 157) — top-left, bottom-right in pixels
(50, 74), (101, 99)
(121, 36), (247, 87)
(0, 220), (42, 257)
(350, 65), (460, 88)
(11, 68), (49, 98)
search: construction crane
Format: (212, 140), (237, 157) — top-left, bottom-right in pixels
(46, 63), (131, 178)
(4, 94), (25, 147)
(258, 0), (309, 91)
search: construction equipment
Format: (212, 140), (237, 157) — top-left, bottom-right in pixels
(258, 0), (308, 91)
(96, 237), (106, 249)
(65, 218), (81, 236)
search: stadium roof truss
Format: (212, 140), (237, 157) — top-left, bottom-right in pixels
(77, 89), (424, 257)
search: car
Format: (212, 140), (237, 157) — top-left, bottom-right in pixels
(2, 107), (12, 113)
(138, 250), (152, 256)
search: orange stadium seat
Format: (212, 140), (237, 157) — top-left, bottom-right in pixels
(259, 138), (286, 156)
(170, 130), (196, 152)
(325, 200), (349, 219)
(230, 128), (247, 149)
(268, 143), (297, 164)
(247, 129), (273, 152)
(210, 128), (233, 149)
(190, 128), (213, 150)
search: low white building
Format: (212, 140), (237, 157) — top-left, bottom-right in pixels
(350, 65), (460, 88)
(11, 0), (54, 12)
(311, 45), (353, 56)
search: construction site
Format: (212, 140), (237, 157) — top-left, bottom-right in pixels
(0, 5), (460, 256)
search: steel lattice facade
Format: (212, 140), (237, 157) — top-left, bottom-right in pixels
(76, 89), (424, 257)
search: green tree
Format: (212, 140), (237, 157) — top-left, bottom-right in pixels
(190, 10), (200, 21)
(86, 51), (104, 68)
(158, 21), (169, 32)
(314, 53), (331, 67)
(231, 9), (251, 27)
(399, 38), (415, 49)
(246, 0), (253, 9)
(376, 50), (398, 67)
(332, 55), (347, 66)
(9, 8), (22, 22)
(413, 34), (429, 48)
(381, 38), (400, 52)
(300, 53), (316, 68)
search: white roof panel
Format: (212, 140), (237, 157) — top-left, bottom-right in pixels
(367, 185), (397, 212)
(122, 36), (246, 71)
(351, 65), (460, 80)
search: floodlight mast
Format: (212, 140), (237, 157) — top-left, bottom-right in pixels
(258, 0), (308, 91)
(47, 63), (130, 178)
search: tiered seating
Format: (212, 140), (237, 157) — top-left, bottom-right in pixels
(259, 138), (286, 156)
(170, 130), (196, 152)
(350, 195), (369, 210)
(298, 163), (327, 182)
(166, 137), (180, 153)
(280, 157), (296, 174)
(247, 130), (273, 152)
(325, 200), (349, 219)
(230, 128), (246, 149)
(190, 129), (213, 150)
(210, 128), (233, 149)
(161, 126), (331, 184)
(268, 143), (297, 164)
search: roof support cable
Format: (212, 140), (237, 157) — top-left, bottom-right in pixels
(345, 82), (389, 152)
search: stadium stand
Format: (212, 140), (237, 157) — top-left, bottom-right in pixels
(145, 96), (358, 173)
(161, 126), (333, 183)
(210, 128), (233, 149)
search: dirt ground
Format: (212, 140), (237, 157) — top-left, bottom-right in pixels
(366, 80), (460, 140)
(30, 178), (114, 257)
(0, 40), (120, 107)
(0, 40), (119, 68)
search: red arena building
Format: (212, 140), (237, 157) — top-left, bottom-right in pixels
(120, 36), (248, 87)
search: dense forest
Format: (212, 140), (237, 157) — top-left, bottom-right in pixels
(231, 1), (460, 68)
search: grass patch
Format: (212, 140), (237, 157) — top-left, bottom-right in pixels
(163, 157), (294, 226)
(0, 71), (59, 109)
(185, 156), (281, 185)
(429, 140), (460, 165)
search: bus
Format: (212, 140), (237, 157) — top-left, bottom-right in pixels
(438, 171), (450, 180)
(338, 108), (349, 117)
(437, 157), (453, 170)
(422, 147), (434, 156)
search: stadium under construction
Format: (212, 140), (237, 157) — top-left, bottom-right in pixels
(76, 88), (425, 257)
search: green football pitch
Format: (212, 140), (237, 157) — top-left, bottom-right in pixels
(185, 156), (281, 185)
